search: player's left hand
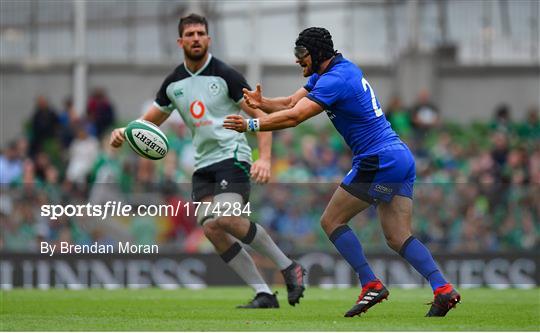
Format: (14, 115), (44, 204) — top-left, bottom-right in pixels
(251, 158), (271, 184)
(224, 114), (247, 132)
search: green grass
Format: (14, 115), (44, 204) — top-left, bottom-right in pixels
(1, 287), (539, 331)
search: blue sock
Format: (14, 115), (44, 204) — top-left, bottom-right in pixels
(399, 236), (447, 291)
(329, 225), (377, 286)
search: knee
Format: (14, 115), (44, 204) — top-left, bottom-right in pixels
(385, 238), (402, 253)
(320, 214), (338, 236)
(384, 233), (410, 253)
(202, 220), (222, 240)
(215, 216), (237, 229)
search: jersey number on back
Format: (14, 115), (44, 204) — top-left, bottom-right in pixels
(361, 77), (383, 117)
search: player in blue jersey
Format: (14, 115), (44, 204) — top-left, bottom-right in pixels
(224, 27), (460, 317)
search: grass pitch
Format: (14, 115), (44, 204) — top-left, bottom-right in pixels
(1, 287), (539, 331)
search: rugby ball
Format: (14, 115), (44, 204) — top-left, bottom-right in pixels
(124, 119), (169, 160)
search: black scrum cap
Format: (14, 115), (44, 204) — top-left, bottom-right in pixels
(295, 27), (336, 72)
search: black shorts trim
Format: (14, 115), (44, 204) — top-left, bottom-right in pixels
(340, 183), (376, 204)
(340, 155), (379, 204)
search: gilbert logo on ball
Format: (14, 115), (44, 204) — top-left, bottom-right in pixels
(124, 119), (169, 160)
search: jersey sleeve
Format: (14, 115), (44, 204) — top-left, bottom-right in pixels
(306, 73), (344, 109)
(154, 75), (175, 114)
(303, 74), (319, 92)
(222, 67), (251, 103)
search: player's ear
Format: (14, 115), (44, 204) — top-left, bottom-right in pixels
(176, 37), (183, 48)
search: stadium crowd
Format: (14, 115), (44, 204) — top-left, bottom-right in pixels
(1, 91), (539, 254)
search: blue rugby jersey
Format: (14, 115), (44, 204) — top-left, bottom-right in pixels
(304, 54), (401, 156)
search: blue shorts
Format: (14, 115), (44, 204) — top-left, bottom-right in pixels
(340, 143), (416, 204)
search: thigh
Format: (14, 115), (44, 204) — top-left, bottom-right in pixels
(321, 186), (371, 234)
(198, 194), (238, 253)
(377, 195), (413, 245)
(213, 192), (251, 239)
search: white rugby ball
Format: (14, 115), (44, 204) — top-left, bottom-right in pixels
(124, 119), (169, 160)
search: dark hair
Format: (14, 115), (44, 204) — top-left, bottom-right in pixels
(495, 103), (511, 120)
(178, 13), (208, 37)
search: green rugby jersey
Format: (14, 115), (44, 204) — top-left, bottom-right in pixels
(154, 54), (252, 170)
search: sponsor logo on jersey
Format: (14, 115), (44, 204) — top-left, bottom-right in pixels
(374, 184), (393, 194)
(208, 82), (220, 96)
(194, 120), (213, 128)
(190, 100), (205, 119)
(173, 88), (184, 97)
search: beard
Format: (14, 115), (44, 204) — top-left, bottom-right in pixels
(302, 64), (313, 77)
(184, 45), (208, 61)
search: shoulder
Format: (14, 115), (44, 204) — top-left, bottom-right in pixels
(203, 56), (250, 101)
(330, 56), (363, 82)
(317, 69), (347, 88)
(154, 64), (189, 109)
(161, 64), (189, 88)
(204, 56), (247, 82)
(335, 58), (361, 78)
(158, 64), (189, 97)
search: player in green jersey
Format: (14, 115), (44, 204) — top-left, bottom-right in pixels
(110, 13), (305, 308)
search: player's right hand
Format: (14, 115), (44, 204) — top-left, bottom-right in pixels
(243, 84), (263, 110)
(109, 127), (126, 148)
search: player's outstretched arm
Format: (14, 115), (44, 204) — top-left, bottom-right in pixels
(109, 104), (171, 148)
(224, 97), (323, 132)
(239, 100), (267, 118)
(243, 85), (308, 114)
(238, 97), (272, 183)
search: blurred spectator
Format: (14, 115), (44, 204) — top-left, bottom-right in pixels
(33, 152), (52, 181)
(130, 209), (157, 245)
(162, 182), (197, 243)
(88, 136), (123, 204)
(58, 96), (77, 147)
(503, 146), (529, 184)
(0, 194), (14, 249)
(315, 147), (340, 181)
(65, 122), (99, 184)
(517, 106), (540, 140)
(490, 132), (509, 181)
(29, 95), (59, 156)
(528, 145), (540, 184)
(0, 140), (23, 186)
(491, 103), (513, 134)
(86, 88), (116, 138)
(411, 89), (440, 137)
(385, 95), (412, 138)
(280, 206), (316, 250)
